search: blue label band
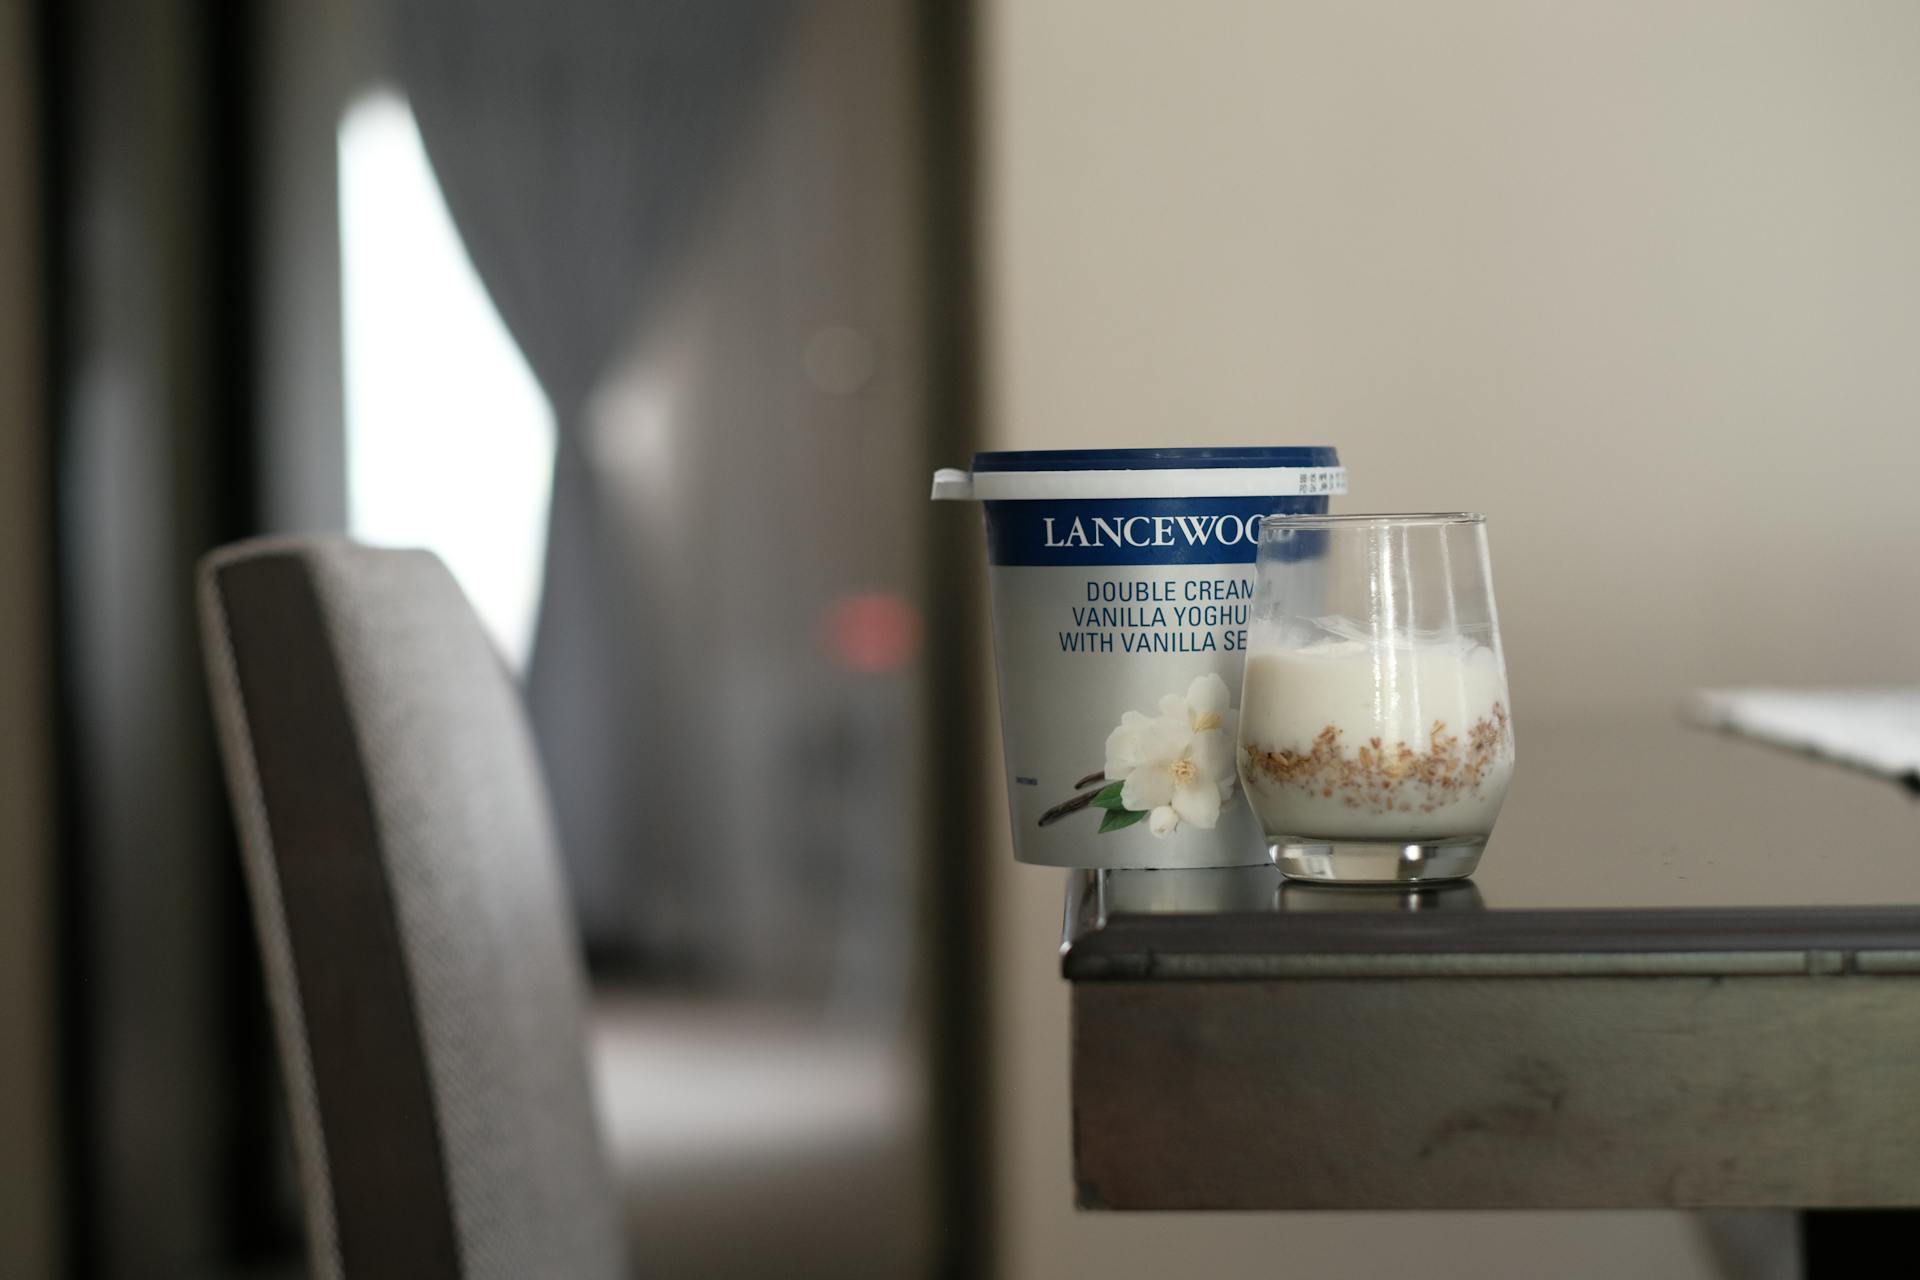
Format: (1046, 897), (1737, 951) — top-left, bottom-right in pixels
(984, 495), (1332, 567)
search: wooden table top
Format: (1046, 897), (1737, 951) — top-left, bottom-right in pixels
(1064, 712), (1920, 979)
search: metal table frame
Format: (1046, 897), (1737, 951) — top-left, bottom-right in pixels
(1065, 872), (1920, 1275)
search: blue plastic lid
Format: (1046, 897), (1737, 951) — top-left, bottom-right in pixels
(970, 446), (1340, 473)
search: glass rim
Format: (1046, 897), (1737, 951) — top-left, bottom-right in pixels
(1260, 511), (1485, 534)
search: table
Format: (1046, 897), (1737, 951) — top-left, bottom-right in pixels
(1062, 714), (1920, 1271)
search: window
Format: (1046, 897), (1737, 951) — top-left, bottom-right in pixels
(338, 89), (554, 671)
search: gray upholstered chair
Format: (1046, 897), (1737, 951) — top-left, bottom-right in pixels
(197, 537), (628, 1280)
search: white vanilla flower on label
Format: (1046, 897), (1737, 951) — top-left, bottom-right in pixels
(1101, 673), (1242, 837)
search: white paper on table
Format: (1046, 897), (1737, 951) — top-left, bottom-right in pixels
(1683, 687), (1920, 791)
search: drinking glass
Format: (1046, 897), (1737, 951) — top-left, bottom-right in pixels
(1236, 513), (1514, 883)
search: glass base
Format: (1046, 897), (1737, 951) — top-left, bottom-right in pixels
(1270, 836), (1485, 885)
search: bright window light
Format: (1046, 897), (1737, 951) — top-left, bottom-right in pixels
(338, 88), (555, 672)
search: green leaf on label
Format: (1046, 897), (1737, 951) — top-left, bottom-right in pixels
(1098, 807), (1149, 834)
(1091, 781), (1128, 810)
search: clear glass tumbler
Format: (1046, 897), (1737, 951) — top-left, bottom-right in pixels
(1236, 513), (1514, 883)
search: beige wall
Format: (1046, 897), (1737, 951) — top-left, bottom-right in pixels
(979, 2), (1920, 1276)
(983, 0), (1920, 725)
(0, 0), (59, 1275)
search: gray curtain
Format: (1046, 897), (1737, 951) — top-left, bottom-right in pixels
(389, 0), (787, 947)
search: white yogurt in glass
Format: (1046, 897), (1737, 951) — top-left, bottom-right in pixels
(1238, 637), (1514, 841)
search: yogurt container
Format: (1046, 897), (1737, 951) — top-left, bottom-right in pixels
(933, 447), (1345, 868)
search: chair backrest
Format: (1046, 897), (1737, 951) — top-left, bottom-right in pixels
(198, 538), (627, 1280)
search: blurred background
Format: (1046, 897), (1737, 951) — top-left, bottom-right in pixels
(4, 1), (1920, 1278)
